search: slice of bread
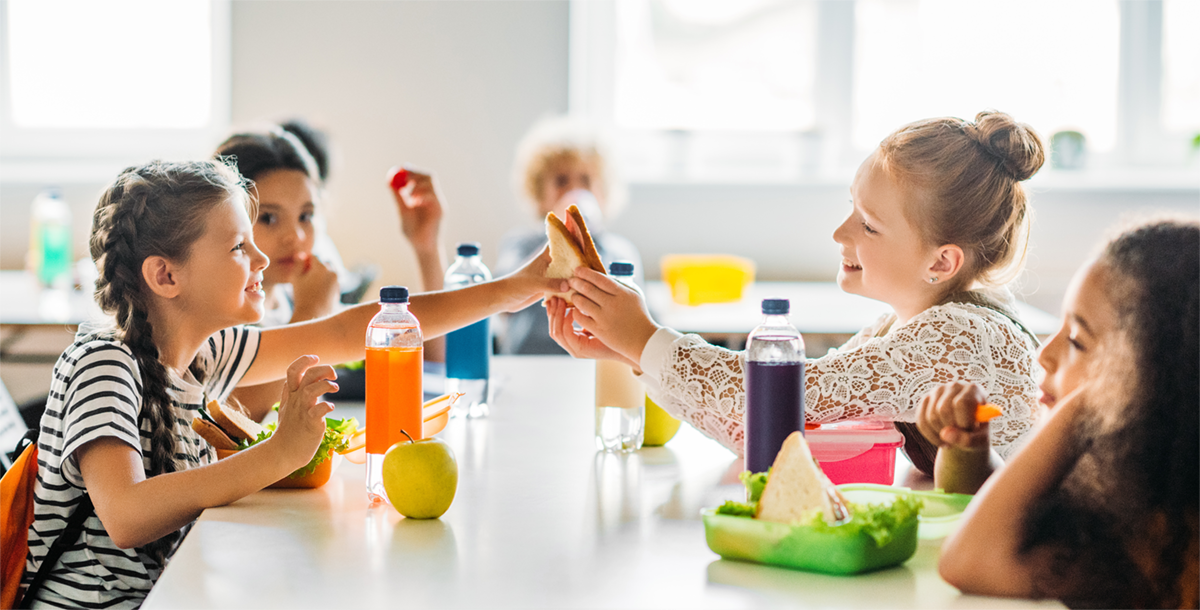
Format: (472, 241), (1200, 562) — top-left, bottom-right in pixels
(756, 431), (827, 524)
(207, 399), (264, 443)
(545, 204), (606, 305)
(190, 417), (239, 450)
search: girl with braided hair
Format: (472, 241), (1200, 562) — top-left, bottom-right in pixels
(23, 159), (558, 609)
(549, 110), (1046, 471)
(937, 219), (1199, 608)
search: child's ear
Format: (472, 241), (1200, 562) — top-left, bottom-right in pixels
(142, 256), (181, 298)
(929, 245), (965, 282)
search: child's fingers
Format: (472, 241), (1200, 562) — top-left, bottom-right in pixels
(296, 379), (340, 405)
(573, 267), (624, 295)
(568, 292), (603, 320)
(285, 355), (319, 392)
(949, 383), (981, 430)
(298, 363), (338, 388)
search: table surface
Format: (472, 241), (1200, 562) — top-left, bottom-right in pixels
(0, 270), (102, 326)
(146, 357), (1060, 609)
(645, 281), (1060, 337)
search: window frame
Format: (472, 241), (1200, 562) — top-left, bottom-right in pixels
(570, 0), (1196, 184)
(0, 0), (232, 182)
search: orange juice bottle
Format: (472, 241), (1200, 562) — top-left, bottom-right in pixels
(365, 286), (423, 505)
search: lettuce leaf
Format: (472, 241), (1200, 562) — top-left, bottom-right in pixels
(715, 500), (758, 517)
(715, 470), (770, 516)
(237, 416), (359, 478)
(803, 495), (924, 547)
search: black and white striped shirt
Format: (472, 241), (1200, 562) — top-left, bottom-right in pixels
(25, 326), (259, 609)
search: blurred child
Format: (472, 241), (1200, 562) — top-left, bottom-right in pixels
(549, 110), (1045, 469)
(21, 160), (557, 608)
(937, 219), (1198, 608)
(496, 117), (642, 355)
(214, 127), (446, 419)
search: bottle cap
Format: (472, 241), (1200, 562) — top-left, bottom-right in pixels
(456, 242), (481, 256)
(608, 261), (634, 276)
(380, 285), (409, 303)
(761, 298), (789, 315)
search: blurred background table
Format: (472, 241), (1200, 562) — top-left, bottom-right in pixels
(645, 281), (1060, 352)
(146, 357), (1060, 609)
(0, 270), (103, 364)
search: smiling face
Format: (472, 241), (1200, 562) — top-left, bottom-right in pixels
(173, 195), (270, 329)
(1037, 259), (1125, 409)
(251, 169), (319, 288)
(832, 152), (941, 320)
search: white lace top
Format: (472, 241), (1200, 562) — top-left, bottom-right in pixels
(638, 302), (1042, 460)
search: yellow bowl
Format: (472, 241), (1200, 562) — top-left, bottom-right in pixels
(661, 255), (756, 306)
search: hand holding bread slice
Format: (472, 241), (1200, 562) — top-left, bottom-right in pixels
(545, 204), (605, 304)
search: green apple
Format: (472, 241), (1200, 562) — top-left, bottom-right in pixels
(643, 395), (682, 446)
(382, 432), (458, 519)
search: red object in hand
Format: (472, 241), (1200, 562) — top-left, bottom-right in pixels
(388, 166), (409, 191)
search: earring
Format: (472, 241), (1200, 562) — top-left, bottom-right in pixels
(928, 276), (939, 283)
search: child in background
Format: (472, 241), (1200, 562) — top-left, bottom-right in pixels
(937, 219), (1198, 608)
(214, 127), (446, 419)
(23, 160), (557, 608)
(495, 116), (642, 355)
(549, 110), (1044, 470)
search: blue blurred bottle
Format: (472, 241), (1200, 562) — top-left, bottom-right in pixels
(744, 298), (806, 473)
(445, 243), (492, 418)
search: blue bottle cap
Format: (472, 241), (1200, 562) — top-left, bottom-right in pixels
(608, 261), (634, 276)
(456, 242), (481, 256)
(762, 298), (789, 315)
(380, 285), (409, 303)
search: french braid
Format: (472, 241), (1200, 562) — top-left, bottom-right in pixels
(89, 160), (247, 564)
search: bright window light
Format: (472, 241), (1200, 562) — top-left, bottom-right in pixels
(7, 0), (212, 129)
(852, 0), (1119, 151)
(613, 0), (816, 131)
(1162, 0), (1200, 132)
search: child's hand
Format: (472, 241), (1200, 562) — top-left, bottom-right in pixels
(271, 355), (338, 470)
(564, 266), (660, 365)
(390, 169), (444, 254)
(502, 245), (566, 313)
(546, 296), (641, 369)
(290, 254), (340, 322)
(916, 381), (992, 452)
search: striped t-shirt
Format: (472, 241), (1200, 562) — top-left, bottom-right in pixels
(25, 326), (260, 609)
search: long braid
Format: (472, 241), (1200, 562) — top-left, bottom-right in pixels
(88, 160), (248, 566)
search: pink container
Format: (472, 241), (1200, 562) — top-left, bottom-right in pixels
(807, 421), (904, 485)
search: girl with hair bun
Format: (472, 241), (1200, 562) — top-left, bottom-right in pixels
(549, 110), (1046, 469)
(22, 159), (559, 608)
(938, 218), (1199, 609)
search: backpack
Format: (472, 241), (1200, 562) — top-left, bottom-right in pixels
(1, 429), (93, 609)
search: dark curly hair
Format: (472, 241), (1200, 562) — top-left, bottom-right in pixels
(1020, 219), (1199, 608)
(89, 159), (248, 564)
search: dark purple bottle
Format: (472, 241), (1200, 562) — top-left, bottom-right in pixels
(744, 299), (806, 473)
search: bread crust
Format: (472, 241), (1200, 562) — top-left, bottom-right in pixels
(563, 205), (606, 274)
(207, 399), (264, 443)
(190, 417), (239, 451)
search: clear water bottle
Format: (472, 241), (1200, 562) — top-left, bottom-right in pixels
(29, 188), (72, 289)
(595, 261), (645, 452)
(365, 286), (424, 505)
(744, 298), (805, 473)
(444, 243), (493, 419)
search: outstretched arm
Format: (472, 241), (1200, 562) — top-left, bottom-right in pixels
(243, 247), (562, 386)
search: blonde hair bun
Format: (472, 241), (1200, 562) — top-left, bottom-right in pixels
(965, 110), (1045, 182)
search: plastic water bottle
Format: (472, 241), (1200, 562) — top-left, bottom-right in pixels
(444, 243), (492, 418)
(744, 298), (805, 473)
(594, 261), (645, 452)
(29, 189), (72, 289)
(365, 286), (423, 505)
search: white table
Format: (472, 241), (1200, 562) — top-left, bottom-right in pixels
(0, 270), (104, 363)
(146, 357), (1059, 609)
(646, 281), (1060, 351)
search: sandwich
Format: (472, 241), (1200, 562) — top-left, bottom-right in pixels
(545, 204), (606, 304)
(756, 431), (843, 524)
(191, 400), (358, 480)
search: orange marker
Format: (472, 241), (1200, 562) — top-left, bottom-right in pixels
(975, 403), (1002, 423)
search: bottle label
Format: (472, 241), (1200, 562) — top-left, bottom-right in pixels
(446, 318), (490, 379)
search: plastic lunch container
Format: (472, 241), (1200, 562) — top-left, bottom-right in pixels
(701, 484), (974, 575)
(806, 421), (905, 485)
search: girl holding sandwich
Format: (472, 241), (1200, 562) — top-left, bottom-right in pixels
(547, 110), (1045, 469)
(22, 160), (560, 609)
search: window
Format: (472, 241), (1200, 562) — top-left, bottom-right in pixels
(572, 0), (1197, 182)
(0, 0), (230, 178)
